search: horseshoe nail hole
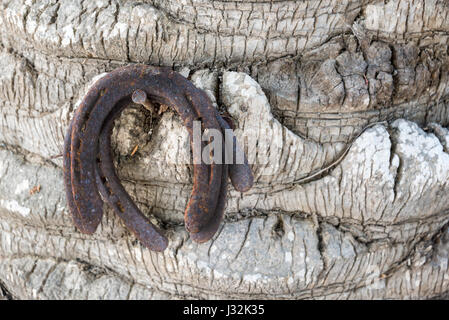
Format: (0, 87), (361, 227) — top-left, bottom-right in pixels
(116, 200), (125, 213)
(78, 110), (92, 134)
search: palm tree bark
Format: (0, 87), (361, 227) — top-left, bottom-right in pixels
(0, 0), (448, 299)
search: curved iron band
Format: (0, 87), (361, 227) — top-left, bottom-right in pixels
(189, 124), (229, 243)
(215, 115), (254, 193)
(65, 100), (168, 251)
(65, 65), (222, 243)
(190, 115), (255, 242)
(95, 99), (168, 251)
(191, 116), (255, 242)
(149, 73), (223, 233)
(63, 120), (97, 233)
(69, 66), (163, 235)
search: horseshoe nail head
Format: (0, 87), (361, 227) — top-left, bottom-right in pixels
(132, 89), (154, 113)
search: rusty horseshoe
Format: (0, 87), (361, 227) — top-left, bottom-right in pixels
(63, 65), (253, 252)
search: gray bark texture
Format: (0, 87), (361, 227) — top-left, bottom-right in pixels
(0, 0), (449, 300)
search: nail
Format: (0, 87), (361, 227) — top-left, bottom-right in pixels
(132, 89), (155, 113)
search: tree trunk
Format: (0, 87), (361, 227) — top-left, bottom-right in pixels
(0, 0), (448, 299)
